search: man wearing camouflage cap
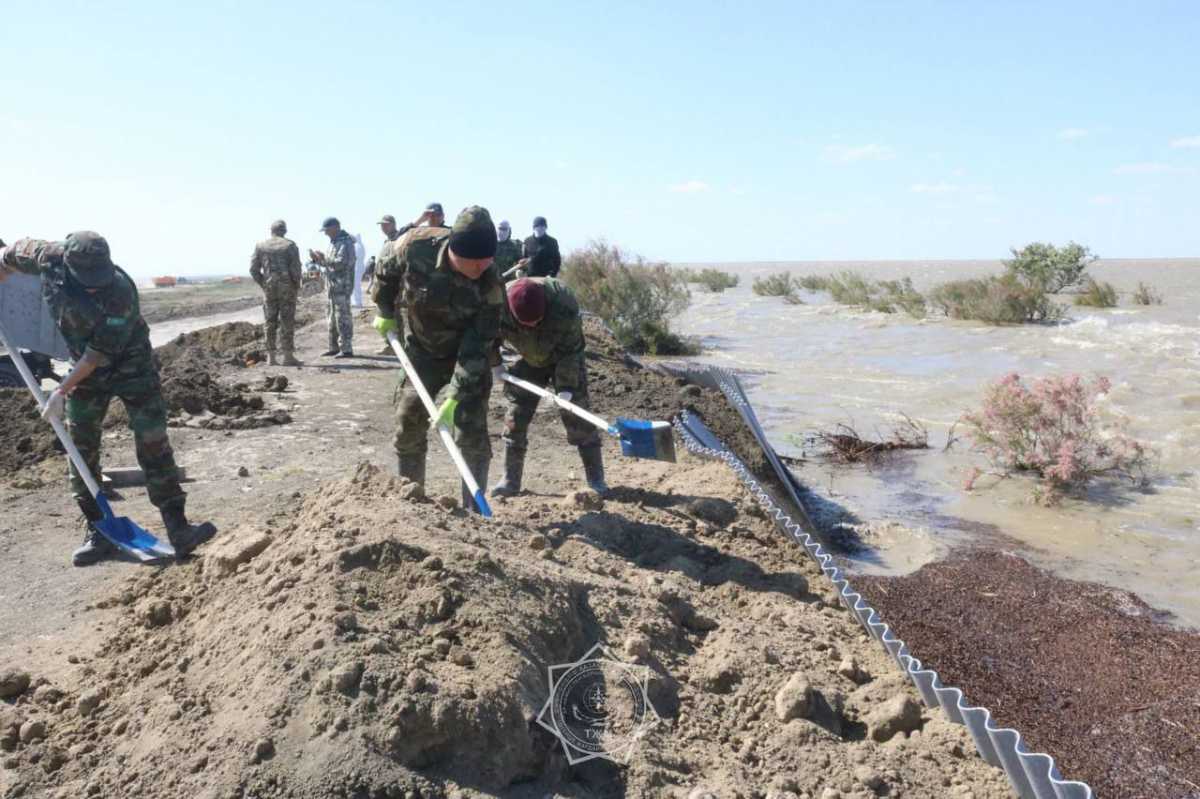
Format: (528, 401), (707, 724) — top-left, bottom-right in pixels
(491, 277), (609, 497)
(309, 217), (356, 358)
(371, 206), (503, 512)
(249, 220), (303, 366)
(493, 220), (524, 282)
(394, 202), (447, 238)
(0, 232), (217, 565)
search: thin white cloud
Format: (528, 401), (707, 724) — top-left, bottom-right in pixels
(1057, 128), (1089, 140)
(1170, 135), (1200, 149)
(824, 143), (894, 164)
(910, 182), (958, 194)
(669, 180), (710, 193)
(950, 168), (967, 178)
(1089, 194), (1118, 206)
(1112, 162), (1194, 176)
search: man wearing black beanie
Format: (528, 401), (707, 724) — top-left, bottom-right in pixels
(371, 206), (502, 513)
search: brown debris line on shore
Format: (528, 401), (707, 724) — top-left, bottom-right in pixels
(855, 550), (1200, 799)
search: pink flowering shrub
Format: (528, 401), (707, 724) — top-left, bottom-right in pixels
(963, 373), (1150, 504)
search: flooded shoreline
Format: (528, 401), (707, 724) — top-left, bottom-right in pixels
(673, 257), (1200, 627)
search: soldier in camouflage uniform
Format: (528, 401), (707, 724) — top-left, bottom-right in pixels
(0, 232), (217, 565)
(249, 220), (303, 366)
(490, 277), (608, 497)
(309, 217), (355, 358)
(371, 206), (502, 512)
(493, 220), (524, 282)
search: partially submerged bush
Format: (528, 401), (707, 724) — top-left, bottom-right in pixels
(870, 277), (927, 317)
(1132, 281), (1164, 306)
(963, 373), (1150, 504)
(1074, 277), (1119, 308)
(927, 274), (1065, 324)
(690, 267), (740, 293)
(752, 273), (802, 304)
(796, 274), (831, 291)
(1004, 241), (1096, 293)
(562, 240), (696, 355)
(826, 271), (875, 306)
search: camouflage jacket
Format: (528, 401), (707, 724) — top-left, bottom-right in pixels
(250, 235), (303, 288)
(499, 278), (586, 392)
(493, 237), (523, 277)
(2, 238), (151, 369)
(322, 230), (356, 296)
(372, 227), (503, 401)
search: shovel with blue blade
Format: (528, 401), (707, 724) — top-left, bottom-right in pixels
(499, 371), (676, 463)
(0, 322), (175, 561)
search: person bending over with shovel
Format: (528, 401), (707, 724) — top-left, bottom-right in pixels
(0, 233), (217, 565)
(371, 206), (502, 512)
(490, 277), (609, 497)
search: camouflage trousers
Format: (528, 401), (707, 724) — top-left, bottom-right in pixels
(502, 359), (600, 452)
(327, 290), (354, 353)
(262, 278), (299, 354)
(67, 359), (183, 510)
(394, 338), (493, 464)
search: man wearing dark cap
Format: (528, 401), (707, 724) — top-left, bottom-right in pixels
(491, 277), (608, 497)
(395, 203), (448, 238)
(249, 220), (303, 366)
(371, 206), (503, 512)
(493, 220), (524, 282)
(0, 233), (218, 565)
(309, 217), (356, 358)
(521, 216), (562, 278)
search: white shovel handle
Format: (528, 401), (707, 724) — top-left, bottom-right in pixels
(386, 331), (488, 510)
(499, 371), (615, 434)
(0, 323), (103, 500)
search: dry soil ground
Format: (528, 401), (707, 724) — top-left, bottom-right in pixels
(0, 304), (1016, 799)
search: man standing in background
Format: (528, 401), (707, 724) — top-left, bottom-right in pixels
(397, 202), (447, 238)
(249, 220), (303, 366)
(522, 215), (562, 278)
(494, 220), (524, 281)
(309, 217), (356, 358)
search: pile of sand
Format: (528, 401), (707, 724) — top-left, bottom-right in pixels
(0, 389), (62, 478)
(0, 462), (1013, 798)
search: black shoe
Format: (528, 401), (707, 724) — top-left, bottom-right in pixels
(334, 350), (354, 359)
(320, 348), (339, 357)
(397, 454), (426, 487)
(72, 522), (116, 567)
(161, 504), (217, 558)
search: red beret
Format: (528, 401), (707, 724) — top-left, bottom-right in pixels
(507, 278), (546, 324)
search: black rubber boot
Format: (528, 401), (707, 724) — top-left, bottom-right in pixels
(320, 349), (339, 357)
(398, 454), (426, 487)
(490, 445), (526, 497)
(461, 457), (490, 514)
(161, 503), (217, 559)
(72, 497), (115, 566)
(280, 352), (301, 367)
(579, 445), (610, 496)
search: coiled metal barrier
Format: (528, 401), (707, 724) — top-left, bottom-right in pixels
(664, 363), (1094, 799)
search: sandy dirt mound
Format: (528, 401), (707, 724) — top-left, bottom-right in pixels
(100, 322), (290, 431)
(0, 390), (62, 477)
(0, 462), (1012, 799)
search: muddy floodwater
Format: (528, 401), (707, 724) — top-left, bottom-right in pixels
(674, 258), (1200, 627)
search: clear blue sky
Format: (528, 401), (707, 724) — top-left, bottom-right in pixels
(4, 1), (1198, 278)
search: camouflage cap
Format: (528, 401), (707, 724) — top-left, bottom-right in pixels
(320, 217), (340, 230)
(426, 202), (444, 215)
(63, 231), (115, 288)
(378, 214), (396, 225)
(448, 206), (497, 259)
(270, 219), (287, 234)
